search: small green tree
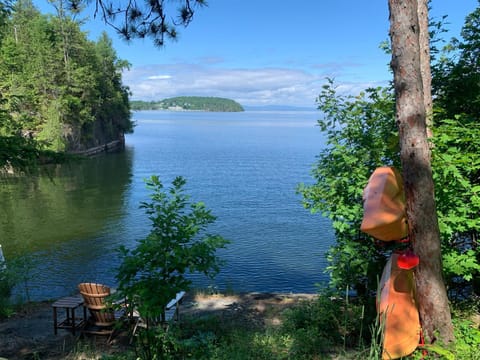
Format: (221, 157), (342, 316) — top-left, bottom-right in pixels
(115, 175), (229, 325)
(298, 80), (399, 297)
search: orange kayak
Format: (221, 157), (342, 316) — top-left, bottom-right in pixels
(378, 253), (421, 359)
(361, 167), (408, 241)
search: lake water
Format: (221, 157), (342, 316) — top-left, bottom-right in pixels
(0, 110), (335, 301)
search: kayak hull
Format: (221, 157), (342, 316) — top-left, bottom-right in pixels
(378, 254), (421, 359)
(361, 167), (408, 241)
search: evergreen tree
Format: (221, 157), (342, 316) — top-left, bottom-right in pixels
(93, 32), (132, 139)
(0, 0), (132, 164)
(433, 5), (480, 121)
(69, 0), (206, 46)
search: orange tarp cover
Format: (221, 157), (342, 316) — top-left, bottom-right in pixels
(378, 254), (421, 359)
(361, 167), (408, 241)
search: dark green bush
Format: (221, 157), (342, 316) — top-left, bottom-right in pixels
(0, 269), (15, 318)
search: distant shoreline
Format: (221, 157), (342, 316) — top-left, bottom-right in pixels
(132, 107), (317, 113)
(130, 96), (244, 112)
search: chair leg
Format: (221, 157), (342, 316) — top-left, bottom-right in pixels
(130, 317), (144, 344)
(107, 328), (115, 344)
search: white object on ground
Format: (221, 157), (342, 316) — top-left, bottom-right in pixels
(0, 244), (6, 270)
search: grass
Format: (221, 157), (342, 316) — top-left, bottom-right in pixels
(4, 290), (479, 359)
(96, 291), (479, 360)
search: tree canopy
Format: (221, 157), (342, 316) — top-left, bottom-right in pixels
(67, 0), (207, 47)
(0, 0), (133, 173)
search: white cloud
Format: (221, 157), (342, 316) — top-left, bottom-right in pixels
(146, 75), (172, 80)
(122, 63), (388, 107)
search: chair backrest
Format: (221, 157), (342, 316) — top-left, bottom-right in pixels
(78, 282), (115, 327)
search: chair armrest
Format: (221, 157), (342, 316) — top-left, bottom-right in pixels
(166, 291), (186, 310)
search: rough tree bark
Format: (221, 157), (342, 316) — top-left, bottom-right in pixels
(388, 0), (454, 343)
(417, 0), (433, 138)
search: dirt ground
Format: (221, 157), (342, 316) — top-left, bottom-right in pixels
(0, 292), (316, 360)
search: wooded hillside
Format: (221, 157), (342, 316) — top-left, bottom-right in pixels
(131, 96), (244, 112)
(0, 1), (133, 156)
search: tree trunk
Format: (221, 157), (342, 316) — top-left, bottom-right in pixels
(417, 0), (433, 138)
(388, 0), (454, 344)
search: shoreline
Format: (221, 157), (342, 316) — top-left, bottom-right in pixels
(0, 291), (317, 359)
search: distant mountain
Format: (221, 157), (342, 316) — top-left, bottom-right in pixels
(131, 96), (244, 112)
(243, 105), (316, 111)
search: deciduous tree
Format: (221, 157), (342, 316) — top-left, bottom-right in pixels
(115, 176), (229, 326)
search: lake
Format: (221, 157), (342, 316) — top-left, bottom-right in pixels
(0, 110), (335, 301)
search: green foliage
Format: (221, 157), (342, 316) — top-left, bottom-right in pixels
(443, 250), (480, 282)
(280, 291), (370, 358)
(301, 73), (480, 299)
(430, 5), (480, 296)
(432, 5), (480, 120)
(431, 105), (480, 294)
(0, 135), (66, 175)
(298, 6), (480, 300)
(83, 0), (206, 47)
(432, 118), (480, 236)
(451, 317), (480, 359)
(209, 331), (288, 360)
(37, 99), (66, 151)
(130, 100), (159, 111)
(0, 1), (133, 166)
(0, 252), (36, 317)
(298, 79), (399, 296)
(0, 266), (15, 318)
(0, 135), (42, 173)
(171, 310), (283, 360)
(115, 176), (229, 327)
(60, 292), (480, 359)
(411, 316), (480, 360)
(131, 96), (244, 112)
(133, 325), (186, 360)
(93, 32), (133, 135)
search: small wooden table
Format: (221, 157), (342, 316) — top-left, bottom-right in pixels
(52, 296), (86, 335)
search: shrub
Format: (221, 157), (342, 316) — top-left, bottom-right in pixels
(115, 175), (229, 359)
(280, 290), (371, 358)
(0, 253), (35, 317)
(0, 268), (15, 318)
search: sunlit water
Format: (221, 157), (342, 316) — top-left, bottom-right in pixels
(0, 110), (335, 301)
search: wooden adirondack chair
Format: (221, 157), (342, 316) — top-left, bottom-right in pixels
(78, 282), (124, 338)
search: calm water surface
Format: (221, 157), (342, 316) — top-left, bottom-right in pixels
(1, 111), (335, 300)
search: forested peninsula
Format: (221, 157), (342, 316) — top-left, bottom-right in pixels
(131, 96), (244, 112)
(0, 2), (133, 165)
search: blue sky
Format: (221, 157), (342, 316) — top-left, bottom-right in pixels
(38, 1), (478, 108)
